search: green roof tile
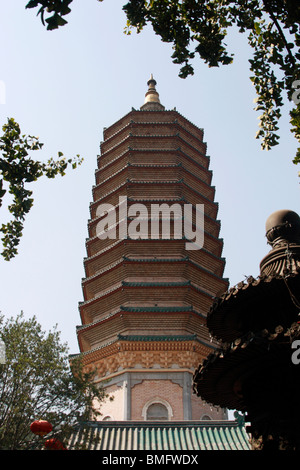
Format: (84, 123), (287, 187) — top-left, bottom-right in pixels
(69, 420), (251, 451)
(117, 334), (197, 342)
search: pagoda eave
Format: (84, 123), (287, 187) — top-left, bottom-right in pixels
(79, 335), (215, 372)
(193, 323), (300, 412)
(83, 238), (225, 278)
(206, 272), (300, 343)
(76, 308), (213, 352)
(78, 305), (208, 329)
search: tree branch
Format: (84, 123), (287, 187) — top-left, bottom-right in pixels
(262, 0), (296, 67)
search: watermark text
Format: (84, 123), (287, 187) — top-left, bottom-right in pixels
(96, 196), (204, 250)
(291, 340), (300, 364)
(292, 80), (300, 105)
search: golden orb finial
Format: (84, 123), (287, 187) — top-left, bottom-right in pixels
(140, 74), (165, 110)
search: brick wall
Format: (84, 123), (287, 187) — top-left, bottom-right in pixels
(131, 379), (184, 420)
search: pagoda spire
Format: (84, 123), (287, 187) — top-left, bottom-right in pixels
(140, 74), (165, 110)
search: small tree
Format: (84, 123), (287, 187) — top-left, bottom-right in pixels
(0, 312), (106, 450)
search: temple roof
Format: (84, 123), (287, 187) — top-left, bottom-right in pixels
(68, 417), (251, 450)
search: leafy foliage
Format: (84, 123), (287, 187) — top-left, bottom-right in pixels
(25, 0), (73, 30)
(25, 0), (300, 172)
(0, 118), (83, 261)
(0, 313), (106, 450)
(124, 0), (300, 168)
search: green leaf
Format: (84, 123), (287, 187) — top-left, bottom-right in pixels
(25, 1), (39, 9)
(254, 22), (261, 35)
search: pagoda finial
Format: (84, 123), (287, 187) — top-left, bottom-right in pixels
(140, 74), (165, 110)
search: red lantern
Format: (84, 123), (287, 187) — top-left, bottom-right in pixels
(44, 438), (66, 450)
(30, 419), (53, 437)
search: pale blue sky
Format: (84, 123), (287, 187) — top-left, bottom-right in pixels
(0, 0), (299, 354)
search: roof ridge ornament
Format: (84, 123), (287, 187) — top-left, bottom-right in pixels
(140, 74), (165, 111)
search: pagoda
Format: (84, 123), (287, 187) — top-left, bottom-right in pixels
(76, 76), (229, 422)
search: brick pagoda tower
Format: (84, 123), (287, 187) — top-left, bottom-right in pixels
(76, 76), (229, 421)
